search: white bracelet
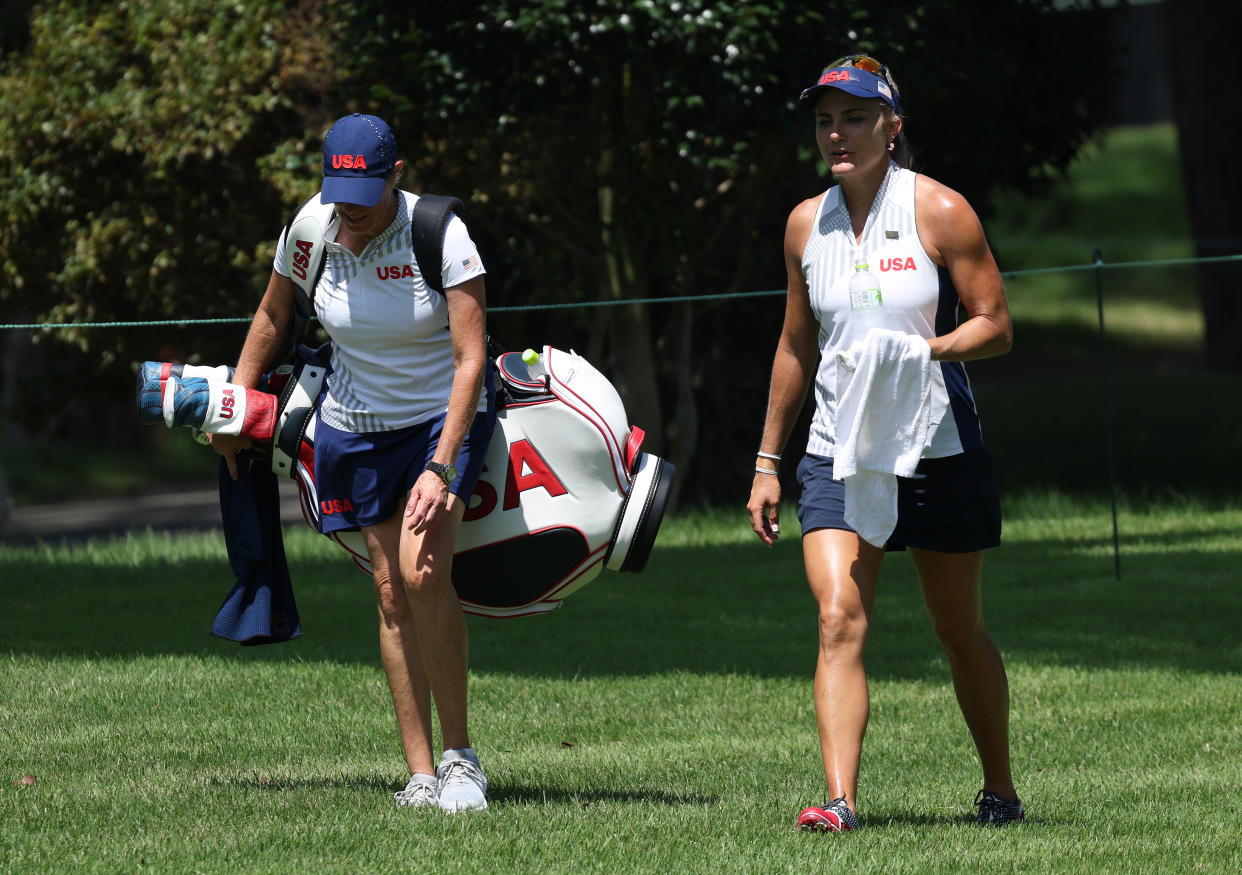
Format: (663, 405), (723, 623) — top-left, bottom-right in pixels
(754, 466), (779, 476)
(756, 451), (782, 462)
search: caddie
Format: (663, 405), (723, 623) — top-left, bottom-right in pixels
(211, 112), (496, 813)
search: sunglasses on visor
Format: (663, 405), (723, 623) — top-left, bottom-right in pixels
(825, 54), (891, 79)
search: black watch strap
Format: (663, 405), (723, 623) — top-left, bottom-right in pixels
(426, 461), (456, 484)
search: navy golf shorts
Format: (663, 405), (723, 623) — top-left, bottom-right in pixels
(313, 401), (497, 535)
(795, 449), (1002, 553)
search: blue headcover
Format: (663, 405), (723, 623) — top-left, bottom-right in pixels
(211, 452), (302, 645)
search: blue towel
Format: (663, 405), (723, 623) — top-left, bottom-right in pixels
(211, 451), (302, 645)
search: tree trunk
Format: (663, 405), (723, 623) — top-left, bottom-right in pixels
(597, 149), (664, 454)
(1164, 0), (1242, 370)
(606, 302), (664, 455)
(0, 329), (29, 529)
(662, 301), (698, 511)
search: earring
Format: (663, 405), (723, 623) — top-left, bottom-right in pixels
(887, 141), (896, 152)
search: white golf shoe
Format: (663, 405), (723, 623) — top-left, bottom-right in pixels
(394, 773), (438, 808)
(436, 748), (488, 812)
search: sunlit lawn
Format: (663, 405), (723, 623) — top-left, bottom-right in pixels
(3, 499), (1241, 873)
(987, 123), (1204, 352)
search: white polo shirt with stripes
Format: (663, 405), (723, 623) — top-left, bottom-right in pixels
(273, 190), (487, 433)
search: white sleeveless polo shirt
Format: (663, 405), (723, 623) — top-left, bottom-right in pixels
(801, 162), (985, 460)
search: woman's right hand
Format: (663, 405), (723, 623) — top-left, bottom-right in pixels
(210, 433), (253, 480)
(208, 269), (292, 480)
(747, 472), (782, 546)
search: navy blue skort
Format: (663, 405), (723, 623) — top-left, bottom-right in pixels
(795, 450), (1002, 553)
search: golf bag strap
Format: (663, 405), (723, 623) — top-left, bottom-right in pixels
(410, 194), (464, 295)
(270, 345), (329, 478)
(282, 194), (334, 348)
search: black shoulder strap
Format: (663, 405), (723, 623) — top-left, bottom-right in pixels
(408, 194), (506, 382)
(410, 194), (464, 294)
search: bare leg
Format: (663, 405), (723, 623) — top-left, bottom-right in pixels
(910, 548), (1017, 800)
(398, 495), (472, 752)
(364, 514), (435, 776)
(803, 528), (884, 812)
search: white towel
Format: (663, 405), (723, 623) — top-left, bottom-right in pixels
(832, 328), (933, 548)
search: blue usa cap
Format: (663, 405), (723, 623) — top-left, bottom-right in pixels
(321, 113), (398, 207)
(799, 67), (899, 112)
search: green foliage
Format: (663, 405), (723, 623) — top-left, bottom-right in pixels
(0, 0), (336, 428)
(0, 0), (1118, 494)
(336, 1), (822, 316)
(4, 2), (280, 320)
(333, 0), (1113, 309)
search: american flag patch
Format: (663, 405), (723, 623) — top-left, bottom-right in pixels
(461, 255), (480, 270)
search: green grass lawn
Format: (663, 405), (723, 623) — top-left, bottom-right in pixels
(985, 123), (1204, 361)
(3, 502), (1241, 872)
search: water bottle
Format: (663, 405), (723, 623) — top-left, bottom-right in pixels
(521, 348), (547, 383)
(848, 260), (884, 322)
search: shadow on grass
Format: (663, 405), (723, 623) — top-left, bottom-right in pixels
(2, 515), (1239, 680)
(206, 771), (719, 806)
(210, 773), (395, 794)
(860, 810), (1064, 828)
(969, 313), (1204, 385)
(488, 784), (719, 808)
(975, 369), (1242, 500)
(860, 811), (971, 829)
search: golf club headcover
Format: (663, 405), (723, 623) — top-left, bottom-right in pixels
(136, 361), (277, 441)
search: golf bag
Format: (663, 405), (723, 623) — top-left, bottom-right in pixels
(137, 344), (676, 618)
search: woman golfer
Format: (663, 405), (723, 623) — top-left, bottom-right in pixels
(746, 55), (1022, 830)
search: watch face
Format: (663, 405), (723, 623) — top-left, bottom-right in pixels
(429, 462), (456, 483)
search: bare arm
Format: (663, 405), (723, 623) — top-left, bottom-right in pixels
(404, 274), (487, 533)
(747, 199), (822, 545)
(916, 176), (1013, 362)
(232, 270), (295, 387)
(211, 270), (295, 478)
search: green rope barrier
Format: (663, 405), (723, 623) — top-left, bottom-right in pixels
(1001, 252), (1242, 278)
(3, 252), (1239, 331)
(0, 317), (255, 330)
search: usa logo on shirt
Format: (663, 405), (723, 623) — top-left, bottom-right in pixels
(461, 255), (480, 271)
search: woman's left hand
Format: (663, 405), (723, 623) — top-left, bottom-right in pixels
(405, 470), (450, 533)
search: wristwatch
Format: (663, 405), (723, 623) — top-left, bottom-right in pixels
(426, 460), (457, 485)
